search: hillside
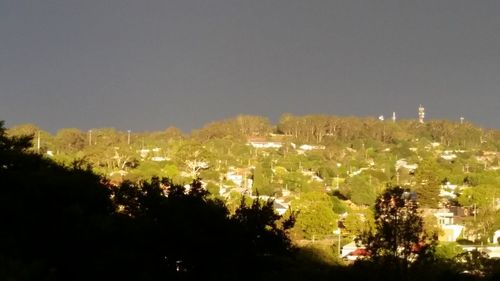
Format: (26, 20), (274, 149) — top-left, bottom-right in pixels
(6, 114), (500, 242)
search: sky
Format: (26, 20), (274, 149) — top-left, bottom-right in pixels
(1, 0), (499, 133)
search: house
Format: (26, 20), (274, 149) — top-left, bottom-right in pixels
(151, 156), (169, 162)
(423, 208), (464, 242)
(341, 241), (368, 261)
(395, 159), (418, 173)
(433, 209), (455, 225)
(225, 168), (253, 189)
(441, 225), (464, 242)
(248, 141), (282, 149)
(440, 151), (457, 161)
(249, 195), (290, 216)
(493, 230), (500, 244)
(348, 167), (370, 177)
(300, 169), (324, 182)
(139, 149), (150, 158)
(298, 144), (326, 151)
(439, 182), (459, 199)
(226, 171), (244, 186)
(273, 199), (290, 216)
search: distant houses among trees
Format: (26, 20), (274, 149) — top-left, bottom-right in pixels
(3, 114), (500, 280)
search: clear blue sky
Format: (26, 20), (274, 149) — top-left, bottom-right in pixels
(1, 0), (499, 132)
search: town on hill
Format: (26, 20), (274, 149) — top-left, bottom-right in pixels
(2, 114), (500, 280)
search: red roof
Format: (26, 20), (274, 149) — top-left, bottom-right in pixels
(349, 248), (369, 256)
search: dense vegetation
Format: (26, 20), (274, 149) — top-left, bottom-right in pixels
(7, 114), (500, 241)
(2, 115), (500, 280)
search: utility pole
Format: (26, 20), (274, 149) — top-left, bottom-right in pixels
(37, 131), (41, 153)
(270, 161), (274, 183)
(336, 163), (341, 189)
(127, 130), (131, 145)
(333, 228), (341, 257)
(474, 203), (477, 221)
(88, 130), (92, 146)
(243, 169), (247, 190)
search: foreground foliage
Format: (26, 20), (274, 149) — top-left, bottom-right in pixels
(0, 122), (294, 280)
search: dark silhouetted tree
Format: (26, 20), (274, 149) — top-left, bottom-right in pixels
(0, 121), (298, 281)
(359, 186), (434, 281)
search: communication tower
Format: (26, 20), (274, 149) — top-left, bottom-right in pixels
(418, 105), (425, 123)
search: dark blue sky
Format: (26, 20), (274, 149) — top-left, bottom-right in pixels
(1, 0), (499, 132)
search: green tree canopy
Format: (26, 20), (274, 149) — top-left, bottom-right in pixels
(291, 192), (338, 240)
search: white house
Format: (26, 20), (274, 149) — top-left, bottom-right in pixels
(249, 195), (290, 216)
(151, 156), (169, 162)
(440, 152), (457, 161)
(298, 144), (326, 151)
(395, 159), (418, 172)
(248, 141), (282, 149)
(439, 182), (459, 199)
(493, 230), (500, 244)
(273, 199), (290, 216)
(425, 208), (464, 242)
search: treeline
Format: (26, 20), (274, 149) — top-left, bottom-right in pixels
(7, 114), (499, 150)
(192, 114), (495, 148)
(277, 114), (492, 147)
